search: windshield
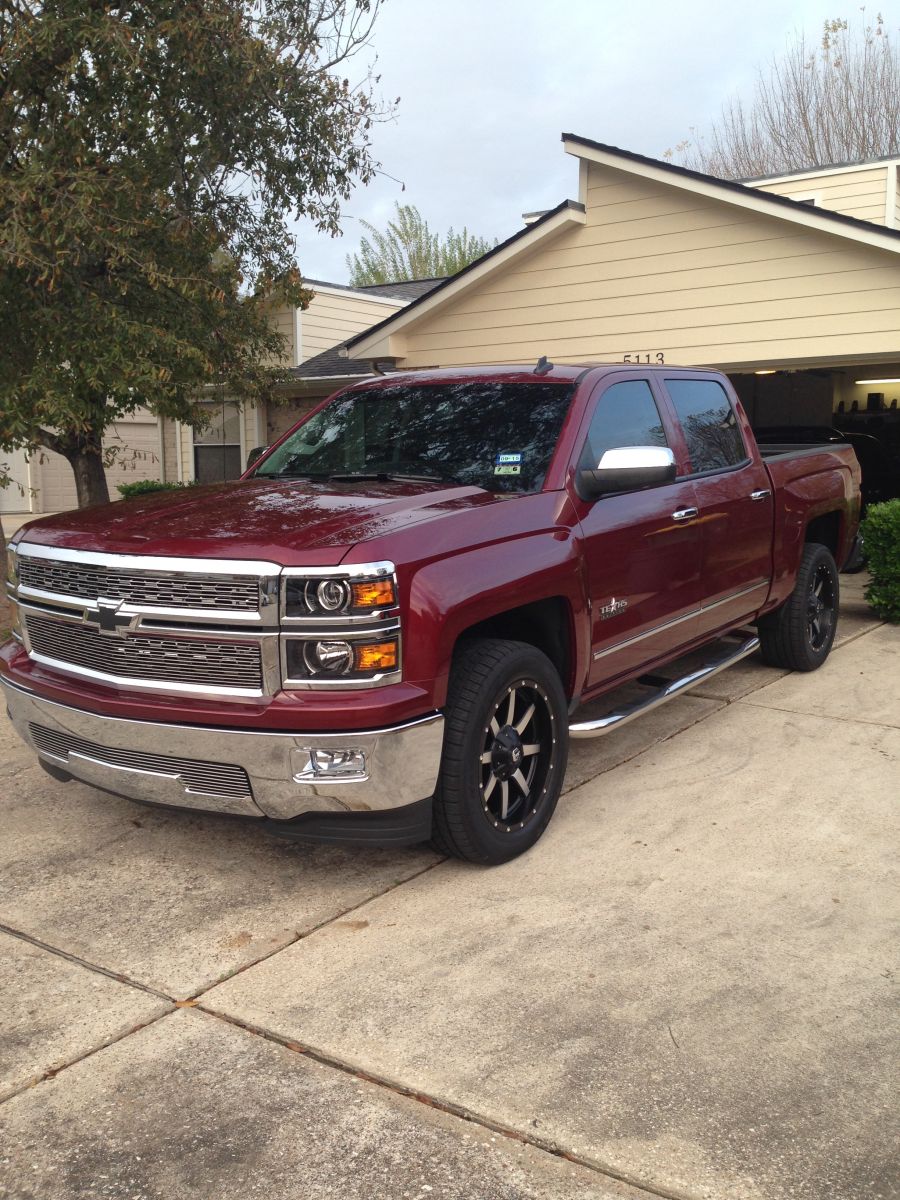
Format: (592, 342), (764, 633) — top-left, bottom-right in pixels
(253, 379), (575, 493)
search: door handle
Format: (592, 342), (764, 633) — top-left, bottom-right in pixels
(750, 489), (772, 501)
(672, 507), (699, 522)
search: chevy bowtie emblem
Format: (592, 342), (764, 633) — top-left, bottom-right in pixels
(85, 598), (135, 638)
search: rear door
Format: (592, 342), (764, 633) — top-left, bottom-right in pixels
(572, 374), (704, 689)
(661, 375), (774, 637)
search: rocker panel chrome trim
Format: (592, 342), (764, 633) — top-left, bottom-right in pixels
(591, 582), (767, 661)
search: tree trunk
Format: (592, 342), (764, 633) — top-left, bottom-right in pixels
(67, 447), (110, 507)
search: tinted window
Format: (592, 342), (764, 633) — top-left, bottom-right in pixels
(578, 380), (668, 471)
(254, 380), (575, 493)
(666, 379), (746, 473)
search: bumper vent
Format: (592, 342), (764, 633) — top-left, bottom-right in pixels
(29, 723), (253, 799)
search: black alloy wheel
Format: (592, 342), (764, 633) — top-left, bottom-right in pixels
(806, 561), (836, 652)
(432, 638), (569, 864)
(479, 678), (555, 833)
(758, 542), (839, 671)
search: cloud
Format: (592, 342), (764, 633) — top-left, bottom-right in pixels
(291, 0), (839, 281)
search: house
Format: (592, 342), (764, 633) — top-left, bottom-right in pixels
(8, 137), (900, 529)
(0, 277), (442, 529)
(345, 137), (900, 461)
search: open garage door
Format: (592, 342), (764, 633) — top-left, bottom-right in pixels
(731, 366), (900, 507)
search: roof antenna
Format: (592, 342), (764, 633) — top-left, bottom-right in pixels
(534, 355), (553, 376)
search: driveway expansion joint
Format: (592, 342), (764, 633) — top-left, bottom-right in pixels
(0, 921), (174, 1002)
(0, 1007), (173, 1106)
(181, 855), (446, 1002)
(195, 1003), (700, 1200)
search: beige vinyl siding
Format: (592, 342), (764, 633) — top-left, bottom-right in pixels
(398, 163), (900, 371)
(302, 290), (404, 360)
(755, 166), (888, 225)
(266, 303), (297, 365)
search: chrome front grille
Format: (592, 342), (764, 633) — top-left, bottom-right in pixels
(17, 557), (260, 612)
(25, 615), (264, 691)
(29, 723), (253, 798)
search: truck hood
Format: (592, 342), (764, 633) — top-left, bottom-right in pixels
(16, 477), (504, 565)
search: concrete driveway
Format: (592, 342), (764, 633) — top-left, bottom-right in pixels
(1, 575), (897, 1200)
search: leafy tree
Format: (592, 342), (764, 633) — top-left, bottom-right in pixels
(346, 201), (496, 285)
(0, 0), (391, 506)
(668, 14), (900, 178)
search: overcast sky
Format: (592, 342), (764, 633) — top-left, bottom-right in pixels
(293, 0), (855, 282)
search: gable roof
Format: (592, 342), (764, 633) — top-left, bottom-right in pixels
(345, 134), (900, 364)
(562, 134), (900, 250)
(346, 199), (586, 357)
(348, 135), (900, 360)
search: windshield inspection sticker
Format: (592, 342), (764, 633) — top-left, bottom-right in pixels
(494, 452), (522, 476)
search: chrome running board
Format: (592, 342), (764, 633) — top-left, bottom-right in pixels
(569, 634), (760, 740)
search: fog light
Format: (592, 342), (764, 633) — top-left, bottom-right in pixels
(291, 747), (367, 782)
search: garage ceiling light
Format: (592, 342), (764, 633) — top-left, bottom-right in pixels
(755, 370), (776, 375)
(854, 377), (900, 385)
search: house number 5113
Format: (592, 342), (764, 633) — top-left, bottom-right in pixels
(623, 352), (665, 364)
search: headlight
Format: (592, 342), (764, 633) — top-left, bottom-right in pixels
(8, 601), (22, 641)
(283, 636), (399, 685)
(282, 563), (397, 620)
(5, 544), (17, 590)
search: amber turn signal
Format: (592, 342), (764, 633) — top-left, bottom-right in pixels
(351, 579), (396, 608)
(354, 640), (398, 672)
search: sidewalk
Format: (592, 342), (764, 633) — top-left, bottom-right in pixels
(0, 584), (896, 1200)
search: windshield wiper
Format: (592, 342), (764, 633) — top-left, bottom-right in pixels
(328, 471), (465, 485)
(258, 471), (331, 480)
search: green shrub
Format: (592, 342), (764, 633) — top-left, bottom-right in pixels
(116, 479), (194, 500)
(861, 499), (900, 623)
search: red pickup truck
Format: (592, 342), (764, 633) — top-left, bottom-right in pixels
(2, 364), (861, 863)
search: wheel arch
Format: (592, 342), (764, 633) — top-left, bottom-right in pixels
(804, 510), (842, 560)
(453, 596), (576, 697)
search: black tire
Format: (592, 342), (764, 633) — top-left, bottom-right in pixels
(432, 638), (569, 864)
(758, 542), (839, 671)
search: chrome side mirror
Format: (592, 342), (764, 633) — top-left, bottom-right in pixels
(246, 445), (268, 469)
(578, 446), (676, 500)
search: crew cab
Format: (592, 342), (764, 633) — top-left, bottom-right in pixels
(1, 364), (861, 863)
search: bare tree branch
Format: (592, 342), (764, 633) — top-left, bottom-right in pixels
(667, 14), (900, 178)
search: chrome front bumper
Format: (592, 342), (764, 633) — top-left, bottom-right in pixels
(1, 678), (444, 821)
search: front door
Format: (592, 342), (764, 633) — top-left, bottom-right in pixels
(572, 376), (705, 691)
